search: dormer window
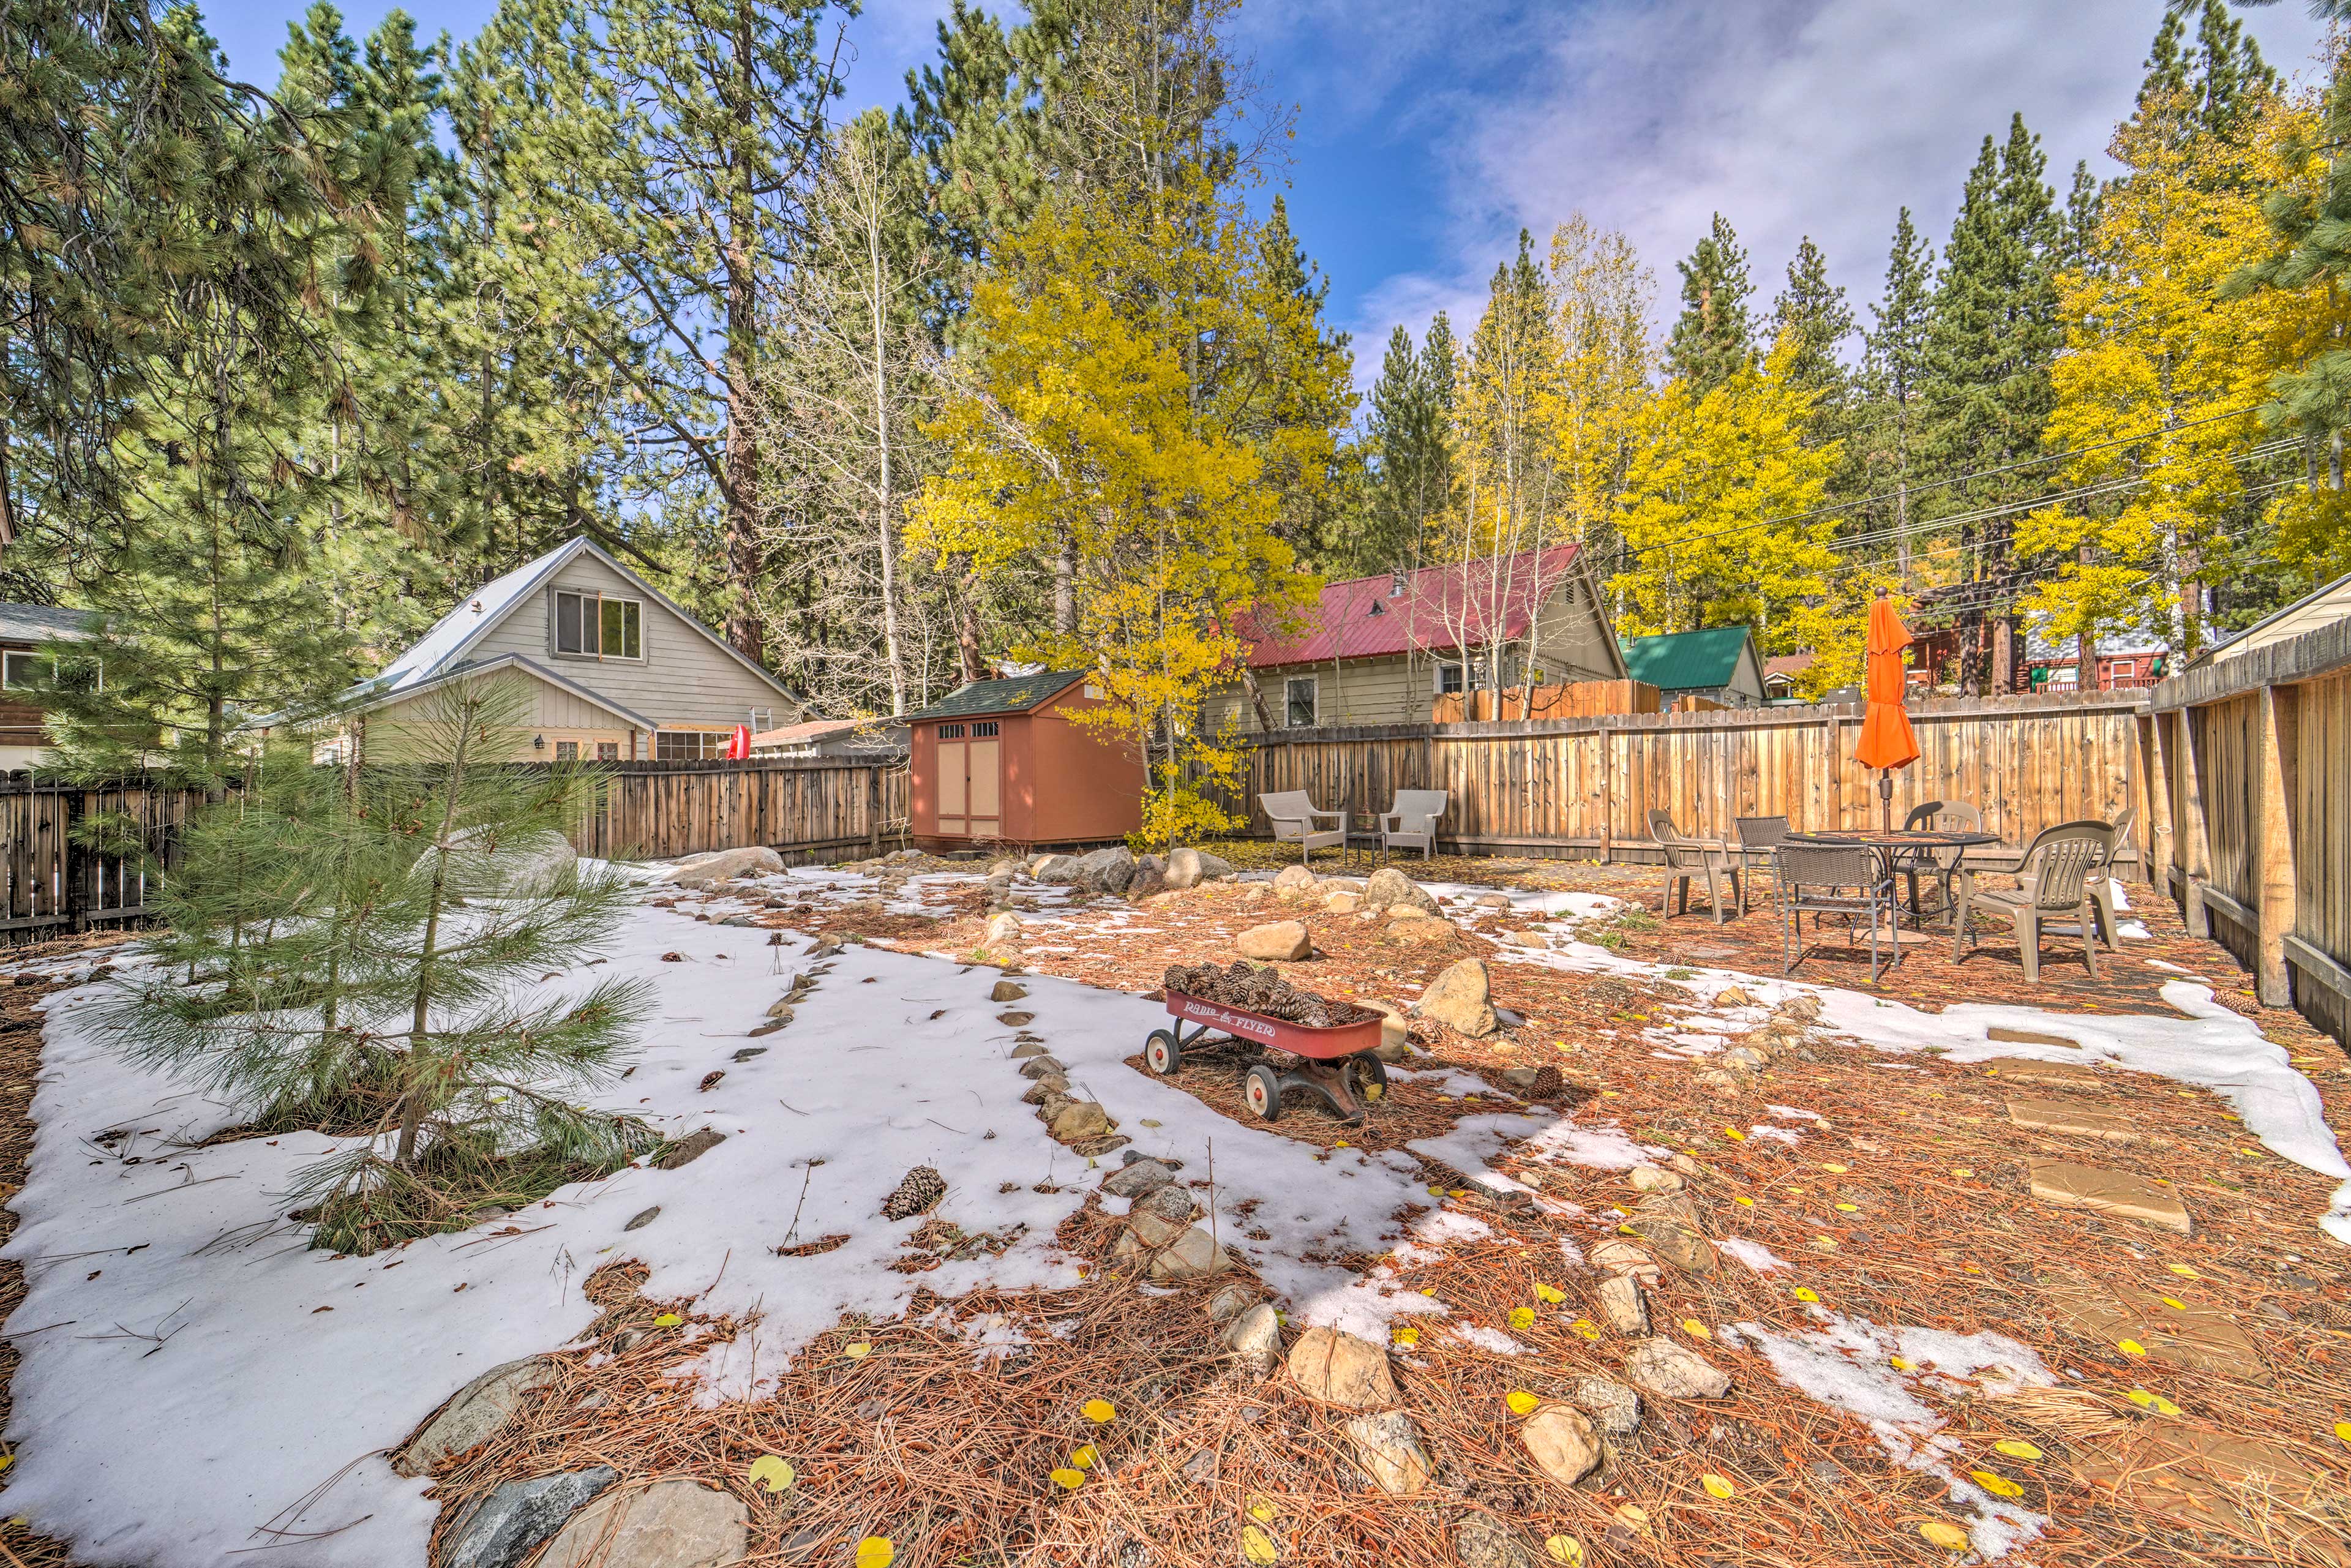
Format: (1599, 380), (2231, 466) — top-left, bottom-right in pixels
(555, 589), (642, 659)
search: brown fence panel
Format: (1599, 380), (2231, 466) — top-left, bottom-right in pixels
(574, 756), (910, 865)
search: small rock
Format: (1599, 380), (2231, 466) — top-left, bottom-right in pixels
(1569, 1374), (1643, 1437)
(1628, 1167), (1684, 1194)
(1520, 1401), (1603, 1486)
(1669, 1152), (1704, 1177)
(1474, 891), (1512, 908)
(1415, 957), (1497, 1037)
(1222, 1303), (1282, 1373)
(1287, 1326), (1399, 1409)
(394, 1357), (557, 1477)
(656, 1130), (727, 1171)
(1496, 929), (1550, 948)
(990, 980), (1028, 1003)
(1021, 1077), (1068, 1104)
(1722, 1046), (1769, 1070)
(659, 847), (783, 883)
(1009, 1040), (1049, 1059)
(1206, 1283), (1258, 1324)
(624, 1206), (661, 1232)
(1137, 1184), (1196, 1223)
(1104, 1158), (1176, 1198)
(1624, 1336), (1732, 1400)
(765, 996), (797, 1018)
(1236, 921), (1311, 962)
(1147, 1225), (1230, 1280)
(1019, 1055), (1067, 1079)
(1383, 913), (1458, 946)
(1453, 1515), (1535, 1568)
(536, 1479), (748, 1568)
(730, 1047), (767, 1063)
(1342, 1409), (1432, 1493)
(1363, 866), (1440, 913)
(1324, 891), (1362, 915)
(443, 1467), (620, 1568)
(1049, 1100), (1115, 1144)
(1775, 992), (1822, 1023)
(1587, 1239), (1658, 1280)
(1272, 864), (1318, 895)
(1595, 1274), (1649, 1335)
(984, 912), (1022, 948)
(1713, 986), (1753, 1008)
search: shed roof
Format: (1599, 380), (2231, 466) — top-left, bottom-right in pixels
(907, 670), (1090, 722)
(0, 602), (93, 644)
(1619, 626), (1757, 692)
(1235, 546), (1585, 668)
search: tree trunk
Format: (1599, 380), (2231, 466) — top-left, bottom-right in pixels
(868, 208), (907, 716)
(1053, 535), (1076, 636)
(956, 594), (985, 685)
(720, 0), (763, 661)
(397, 694), (481, 1168)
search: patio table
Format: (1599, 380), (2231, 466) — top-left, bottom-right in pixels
(1783, 828), (2002, 934)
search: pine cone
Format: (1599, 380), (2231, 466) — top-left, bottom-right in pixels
(882, 1165), (947, 1221)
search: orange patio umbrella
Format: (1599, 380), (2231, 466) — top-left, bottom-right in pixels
(1854, 588), (1919, 833)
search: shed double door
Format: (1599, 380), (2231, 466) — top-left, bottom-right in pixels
(936, 733), (1000, 839)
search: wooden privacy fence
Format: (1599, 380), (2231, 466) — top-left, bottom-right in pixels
(0, 778), (201, 940)
(2148, 616), (2351, 1046)
(1231, 689), (2150, 877)
(570, 756), (910, 863)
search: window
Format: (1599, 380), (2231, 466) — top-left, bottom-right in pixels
(655, 730), (729, 760)
(554, 589), (642, 659)
(555, 740), (579, 761)
(1284, 676), (1318, 728)
(1434, 662), (1466, 694)
(971, 721), (999, 737)
(2, 651), (99, 692)
(597, 741), (620, 761)
(937, 723), (966, 738)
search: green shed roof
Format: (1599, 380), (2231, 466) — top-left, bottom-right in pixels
(1619, 626), (1756, 692)
(907, 669), (1092, 722)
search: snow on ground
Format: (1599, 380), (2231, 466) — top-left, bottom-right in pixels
(0, 887), (1598, 1567)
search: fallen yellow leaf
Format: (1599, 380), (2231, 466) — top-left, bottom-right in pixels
(1544, 1535), (1584, 1566)
(2334, 1420), (2351, 1446)
(1834, 1202), (1859, 1212)
(1050, 1468), (1085, 1490)
(2160, 1296), (2186, 1311)
(1970, 1468), (2022, 1499)
(1951, 1168), (1974, 1179)
(1071, 1444), (1098, 1471)
(1793, 1287), (1821, 1303)
(1920, 1521), (1970, 1552)
(1570, 1319), (1600, 1340)
(2166, 1263), (2200, 1280)
(1820, 1163), (1849, 1173)
(653, 1313), (684, 1327)
(746, 1455), (795, 1493)
(1393, 1326), (1420, 1348)
(2117, 1339), (2147, 1357)
(1701, 1473), (1734, 1499)
(1613, 1504), (1648, 1531)
(844, 1341), (872, 1359)
(854, 1539), (894, 1568)
(1082, 1398), (1117, 1422)
(1241, 1524), (1280, 1564)
(1248, 1496), (1277, 1523)
(2125, 1389), (2184, 1417)
(1723, 1127), (1747, 1141)
(1506, 1389), (1540, 1416)
(1682, 1318), (1711, 1339)
(1734, 1194), (1755, 1206)
(1509, 1307), (1535, 1331)
(1889, 1356), (1912, 1371)
(1993, 1439), (2042, 1461)
(1534, 1282), (1565, 1304)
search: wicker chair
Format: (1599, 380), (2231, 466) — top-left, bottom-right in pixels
(1648, 809), (1742, 923)
(1895, 800), (1982, 922)
(1775, 841), (1902, 982)
(1953, 822), (2107, 982)
(1379, 790), (1449, 860)
(1259, 790), (1345, 865)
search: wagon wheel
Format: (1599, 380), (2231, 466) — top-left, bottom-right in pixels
(1243, 1064), (1284, 1122)
(1343, 1052), (1389, 1107)
(1144, 1028), (1181, 1076)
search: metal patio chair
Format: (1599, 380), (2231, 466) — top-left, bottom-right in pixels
(1895, 800), (1982, 923)
(1733, 816), (1790, 910)
(1775, 839), (1902, 983)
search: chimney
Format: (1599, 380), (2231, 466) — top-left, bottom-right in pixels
(1389, 572), (1407, 599)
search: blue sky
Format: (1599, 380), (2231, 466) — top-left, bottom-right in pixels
(205, 0), (2331, 385)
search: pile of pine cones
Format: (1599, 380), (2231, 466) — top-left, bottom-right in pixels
(1161, 961), (1378, 1028)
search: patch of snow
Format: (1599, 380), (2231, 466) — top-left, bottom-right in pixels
(1448, 1323), (1526, 1355)
(1748, 1125), (1801, 1145)
(1718, 1237), (1789, 1274)
(1766, 1105), (1823, 1122)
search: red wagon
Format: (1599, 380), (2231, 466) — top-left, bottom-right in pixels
(1147, 991), (1390, 1124)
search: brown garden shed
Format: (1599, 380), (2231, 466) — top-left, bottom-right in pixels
(908, 670), (1145, 850)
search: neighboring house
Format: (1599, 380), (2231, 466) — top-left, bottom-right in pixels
(1204, 546), (1624, 733)
(2193, 571), (2351, 667)
(0, 602), (96, 771)
(749, 716), (909, 759)
(1761, 652), (1813, 702)
(321, 538), (801, 763)
(2029, 648), (2167, 692)
(1619, 626), (1768, 708)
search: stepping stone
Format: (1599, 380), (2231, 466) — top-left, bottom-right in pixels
(2028, 1158), (2191, 1234)
(2006, 1097), (2141, 1143)
(1979, 1056), (2104, 1089)
(2074, 1422), (2330, 1553)
(1989, 1026), (2080, 1049)
(2048, 1283), (2270, 1383)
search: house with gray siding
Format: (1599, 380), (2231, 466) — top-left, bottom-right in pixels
(1204, 546), (1624, 733)
(320, 538), (802, 762)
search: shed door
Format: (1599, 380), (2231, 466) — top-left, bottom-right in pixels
(936, 737), (967, 835)
(967, 738), (1000, 839)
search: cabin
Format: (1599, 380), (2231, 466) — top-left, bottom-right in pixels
(1202, 546), (1624, 733)
(0, 602), (96, 772)
(907, 670), (1143, 850)
(317, 538), (802, 763)
(1619, 626), (1768, 708)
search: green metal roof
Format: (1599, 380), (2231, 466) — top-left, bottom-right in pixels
(1619, 626), (1756, 692)
(907, 669), (1092, 722)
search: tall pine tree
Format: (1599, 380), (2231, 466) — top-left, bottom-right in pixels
(1858, 209), (1936, 583)
(1665, 213), (1755, 391)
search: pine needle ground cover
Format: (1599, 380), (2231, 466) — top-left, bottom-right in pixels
(2, 855), (2347, 1568)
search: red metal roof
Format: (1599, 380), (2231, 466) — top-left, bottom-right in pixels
(1235, 546), (1584, 669)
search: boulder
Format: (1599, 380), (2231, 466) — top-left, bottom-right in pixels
(1222, 1303), (1282, 1373)
(1194, 851), (1235, 881)
(537, 1479), (748, 1568)
(1343, 1409), (1432, 1493)
(1415, 958), (1498, 1037)
(1271, 864), (1318, 895)
(1587, 1240), (1659, 1281)
(1624, 1337), (1731, 1400)
(1128, 862), (1169, 900)
(394, 1357), (558, 1477)
(1569, 1374), (1643, 1438)
(1383, 914), (1458, 947)
(1362, 999), (1415, 1062)
(1103, 1158), (1176, 1198)
(1147, 1225), (1231, 1280)
(983, 912), (1022, 948)
(1236, 921), (1311, 962)
(1125, 1210), (1188, 1250)
(1074, 846), (1137, 895)
(1049, 1100), (1115, 1144)
(654, 1130), (727, 1172)
(1287, 1327), (1399, 1409)
(1520, 1402), (1603, 1487)
(988, 858), (1024, 879)
(1032, 855), (1085, 885)
(444, 1468), (620, 1568)
(659, 846), (783, 884)
(1363, 867), (1439, 914)
(1164, 847), (1231, 887)
(436, 827), (580, 896)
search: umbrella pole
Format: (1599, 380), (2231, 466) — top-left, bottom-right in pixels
(1878, 769), (1892, 835)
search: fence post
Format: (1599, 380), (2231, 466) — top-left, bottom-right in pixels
(2142, 711), (2176, 893)
(868, 765), (882, 855)
(2255, 683), (2301, 1008)
(2176, 707), (2214, 939)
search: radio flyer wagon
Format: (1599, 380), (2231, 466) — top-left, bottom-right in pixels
(1146, 990), (1389, 1124)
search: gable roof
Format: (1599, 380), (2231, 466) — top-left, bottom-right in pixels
(343, 536), (797, 710)
(908, 669), (1090, 722)
(1620, 626), (1758, 692)
(751, 716), (907, 747)
(2194, 570), (2351, 666)
(0, 602), (93, 644)
(378, 653), (656, 730)
(1236, 546), (1589, 669)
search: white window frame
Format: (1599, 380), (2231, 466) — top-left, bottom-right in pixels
(2, 650), (100, 692)
(553, 588), (643, 661)
(654, 729), (729, 761)
(1433, 661), (1466, 695)
(1284, 675), (1318, 729)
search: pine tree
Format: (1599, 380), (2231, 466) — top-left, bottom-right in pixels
(1665, 213), (1755, 391)
(1858, 209), (1935, 582)
(1250, 196), (1359, 566)
(1771, 237), (1856, 397)
(2140, 0), (2275, 140)
(1360, 326), (1452, 576)
(99, 677), (656, 1255)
